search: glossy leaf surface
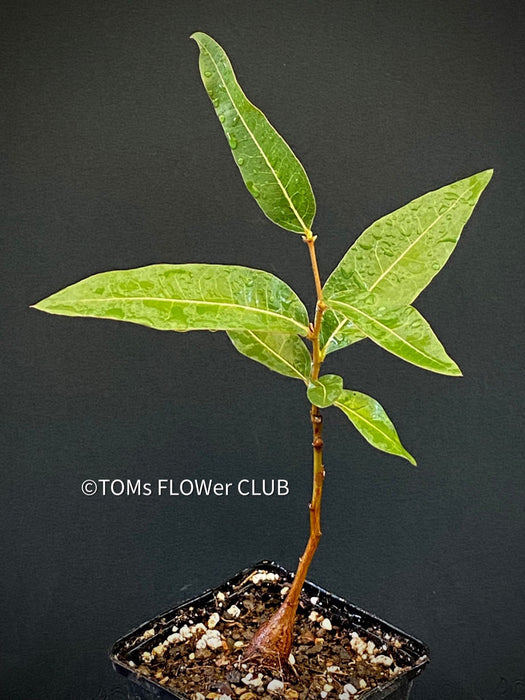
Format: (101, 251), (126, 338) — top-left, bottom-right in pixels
(321, 170), (492, 354)
(228, 331), (311, 381)
(319, 309), (365, 358)
(329, 295), (461, 375)
(307, 374), (344, 408)
(33, 264), (310, 335)
(325, 170), (492, 303)
(335, 389), (416, 465)
(192, 32), (316, 234)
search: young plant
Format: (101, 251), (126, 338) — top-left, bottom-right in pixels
(33, 33), (492, 670)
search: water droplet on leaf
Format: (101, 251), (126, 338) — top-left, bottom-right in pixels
(237, 157), (244, 166)
(218, 114), (225, 123)
(228, 133), (237, 149)
(246, 181), (260, 198)
(204, 71), (212, 78)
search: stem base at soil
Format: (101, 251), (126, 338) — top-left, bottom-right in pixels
(243, 408), (325, 669)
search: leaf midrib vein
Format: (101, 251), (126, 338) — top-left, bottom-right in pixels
(335, 398), (399, 449)
(246, 331), (308, 381)
(205, 46), (308, 232)
(57, 296), (308, 333)
(320, 316), (353, 356)
(368, 184), (474, 292)
(332, 301), (448, 369)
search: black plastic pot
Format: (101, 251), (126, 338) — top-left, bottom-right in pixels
(111, 561), (429, 700)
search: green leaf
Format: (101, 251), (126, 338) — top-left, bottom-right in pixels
(191, 32), (316, 234)
(321, 170), (492, 355)
(329, 295), (461, 376)
(319, 309), (365, 358)
(324, 170), (493, 306)
(228, 331), (311, 381)
(33, 264), (310, 335)
(335, 389), (416, 465)
(307, 374), (344, 408)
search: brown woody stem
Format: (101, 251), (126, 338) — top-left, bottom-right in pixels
(242, 233), (326, 669)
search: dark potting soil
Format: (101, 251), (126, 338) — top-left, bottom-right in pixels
(122, 569), (427, 700)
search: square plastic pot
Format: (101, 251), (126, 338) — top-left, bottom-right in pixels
(110, 561), (429, 700)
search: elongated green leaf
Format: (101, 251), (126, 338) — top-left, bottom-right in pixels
(324, 170), (493, 305)
(307, 374), (344, 408)
(33, 264), (310, 335)
(321, 170), (492, 354)
(192, 32), (316, 234)
(335, 389), (416, 465)
(329, 295), (461, 375)
(319, 309), (365, 358)
(228, 331), (311, 381)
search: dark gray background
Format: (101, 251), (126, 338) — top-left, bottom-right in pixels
(2, 1), (524, 698)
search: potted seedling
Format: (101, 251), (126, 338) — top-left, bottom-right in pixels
(33, 33), (492, 700)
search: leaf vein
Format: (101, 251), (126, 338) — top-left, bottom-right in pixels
(205, 48), (309, 233)
(368, 184), (475, 292)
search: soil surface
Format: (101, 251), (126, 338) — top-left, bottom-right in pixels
(119, 568), (427, 699)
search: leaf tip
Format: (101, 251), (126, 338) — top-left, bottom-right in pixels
(406, 452), (417, 467)
(450, 364), (463, 377)
(190, 31), (210, 50)
(471, 168), (494, 191)
(30, 299), (46, 312)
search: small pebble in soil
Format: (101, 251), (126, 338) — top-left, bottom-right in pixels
(320, 618), (332, 631)
(371, 655), (393, 667)
(267, 679), (284, 693)
(226, 605), (241, 618)
(350, 636), (367, 655)
(208, 612), (221, 629)
(196, 629), (223, 650)
(251, 572), (280, 584)
(343, 683), (357, 695)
